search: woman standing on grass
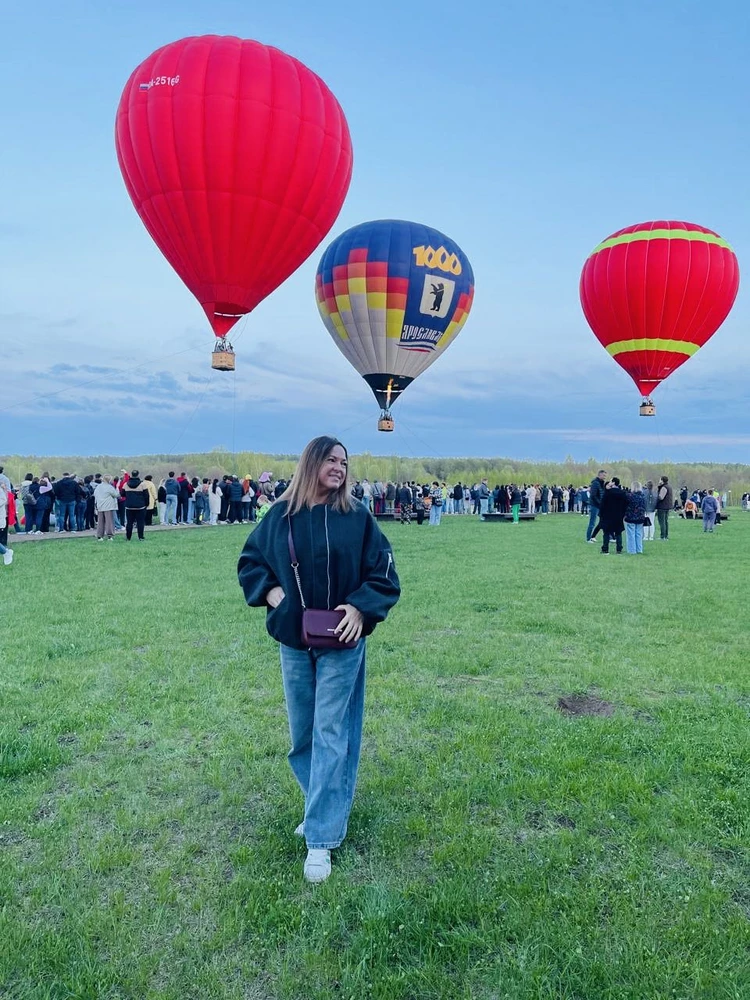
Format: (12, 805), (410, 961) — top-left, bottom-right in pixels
(397, 482), (412, 524)
(624, 481), (646, 554)
(428, 481), (443, 525)
(208, 479), (222, 525)
(36, 477), (54, 533)
(598, 477), (628, 554)
(238, 436), (400, 884)
(93, 476), (119, 541)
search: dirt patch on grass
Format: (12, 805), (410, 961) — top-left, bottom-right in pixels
(557, 694), (615, 717)
(511, 804), (579, 844)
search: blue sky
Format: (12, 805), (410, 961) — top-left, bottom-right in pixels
(2, 0), (749, 463)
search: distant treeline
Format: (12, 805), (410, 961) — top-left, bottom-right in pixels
(4, 450), (749, 504)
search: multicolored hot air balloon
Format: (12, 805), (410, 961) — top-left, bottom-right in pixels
(580, 221), (739, 415)
(115, 35), (352, 370)
(315, 220), (474, 430)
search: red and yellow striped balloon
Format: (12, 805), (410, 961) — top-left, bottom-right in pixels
(580, 220), (739, 403)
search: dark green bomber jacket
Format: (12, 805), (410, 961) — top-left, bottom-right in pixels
(237, 499), (401, 650)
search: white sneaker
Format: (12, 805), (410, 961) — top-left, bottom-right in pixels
(303, 849), (331, 883)
(294, 822), (304, 837)
(3, 549), (13, 565)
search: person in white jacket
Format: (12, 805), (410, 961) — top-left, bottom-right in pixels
(208, 479), (223, 525)
(93, 477), (119, 540)
(525, 485), (536, 514)
(0, 485), (13, 564)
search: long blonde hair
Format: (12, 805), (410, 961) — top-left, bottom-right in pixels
(280, 436), (352, 516)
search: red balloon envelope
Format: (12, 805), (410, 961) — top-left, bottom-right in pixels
(115, 35), (352, 348)
(580, 220), (739, 409)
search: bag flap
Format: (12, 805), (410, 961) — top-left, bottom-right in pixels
(303, 609), (345, 637)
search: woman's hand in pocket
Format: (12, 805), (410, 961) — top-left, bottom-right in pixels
(266, 586), (285, 609)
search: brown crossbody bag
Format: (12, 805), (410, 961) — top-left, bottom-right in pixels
(287, 520), (357, 650)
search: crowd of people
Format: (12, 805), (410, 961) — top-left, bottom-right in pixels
(0, 465), (290, 550)
(348, 476), (731, 537)
(0, 462), (739, 569)
(583, 471), (728, 554)
(352, 478), (590, 519)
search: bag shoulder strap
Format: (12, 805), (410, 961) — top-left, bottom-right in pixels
(287, 517), (307, 610)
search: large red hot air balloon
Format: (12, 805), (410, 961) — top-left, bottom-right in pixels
(580, 221), (739, 415)
(115, 35), (353, 370)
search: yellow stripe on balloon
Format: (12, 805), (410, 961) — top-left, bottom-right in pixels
(437, 312), (469, 349)
(386, 308), (403, 339)
(331, 312), (348, 340)
(606, 338), (700, 357)
(591, 229), (732, 256)
(366, 292), (387, 310)
(436, 321), (457, 349)
(348, 277), (367, 295)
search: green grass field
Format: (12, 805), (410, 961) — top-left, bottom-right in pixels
(2, 513), (748, 1000)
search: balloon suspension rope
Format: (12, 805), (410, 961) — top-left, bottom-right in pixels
(396, 405), (443, 458)
(166, 370), (213, 456)
(337, 411), (375, 438)
(231, 366), (237, 476)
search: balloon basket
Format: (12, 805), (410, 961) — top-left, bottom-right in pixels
(639, 400), (656, 417)
(211, 347), (235, 371)
(377, 414), (394, 432)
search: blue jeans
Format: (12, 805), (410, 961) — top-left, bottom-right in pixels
(187, 498), (195, 523)
(280, 641), (366, 850)
(479, 498), (489, 516)
(586, 505), (599, 540)
(75, 500), (87, 532)
(23, 504), (37, 532)
(625, 522), (643, 553)
(429, 504), (442, 525)
(164, 495), (178, 524)
(56, 500), (76, 531)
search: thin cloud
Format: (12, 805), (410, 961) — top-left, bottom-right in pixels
(516, 429), (750, 447)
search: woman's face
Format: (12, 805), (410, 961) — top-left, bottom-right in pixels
(317, 445), (348, 495)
